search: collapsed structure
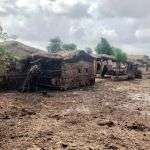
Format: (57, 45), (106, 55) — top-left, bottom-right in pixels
(4, 50), (95, 91)
(0, 41), (147, 91)
(128, 55), (150, 73)
(96, 54), (116, 77)
(95, 54), (142, 80)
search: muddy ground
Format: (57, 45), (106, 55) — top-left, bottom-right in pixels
(0, 79), (150, 150)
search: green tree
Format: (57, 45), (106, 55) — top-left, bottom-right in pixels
(0, 46), (17, 76)
(113, 48), (127, 63)
(95, 37), (113, 55)
(62, 43), (77, 51)
(113, 47), (128, 74)
(47, 37), (62, 53)
(0, 26), (18, 77)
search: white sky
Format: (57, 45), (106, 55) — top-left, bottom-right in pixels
(0, 0), (150, 56)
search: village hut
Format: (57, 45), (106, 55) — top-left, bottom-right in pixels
(95, 54), (116, 77)
(6, 50), (95, 91)
(128, 55), (150, 73)
(1, 41), (42, 59)
(95, 54), (142, 79)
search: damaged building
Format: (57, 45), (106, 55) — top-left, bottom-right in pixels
(95, 54), (142, 80)
(5, 50), (95, 91)
(95, 54), (116, 78)
(128, 55), (150, 73)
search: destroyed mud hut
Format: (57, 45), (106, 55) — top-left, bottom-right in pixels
(96, 54), (116, 77)
(5, 50), (95, 91)
(95, 54), (142, 79)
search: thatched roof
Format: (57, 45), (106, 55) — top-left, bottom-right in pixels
(31, 50), (94, 62)
(0, 41), (43, 59)
(128, 55), (150, 64)
(94, 54), (116, 61)
(128, 55), (149, 61)
(31, 51), (62, 60)
(0, 41), (94, 62)
(57, 50), (94, 60)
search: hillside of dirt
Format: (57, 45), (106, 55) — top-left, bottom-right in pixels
(0, 79), (150, 150)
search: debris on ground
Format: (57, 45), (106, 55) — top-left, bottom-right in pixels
(0, 79), (150, 149)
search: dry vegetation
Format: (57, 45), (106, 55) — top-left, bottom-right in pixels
(0, 79), (150, 150)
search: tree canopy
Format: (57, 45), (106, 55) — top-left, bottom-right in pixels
(47, 37), (62, 53)
(95, 38), (113, 55)
(113, 47), (127, 63)
(46, 36), (128, 63)
(0, 26), (18, 76)
(95, 37), (128, 62)
(47, 37), (78, 53)
(0, 46), (18, 76)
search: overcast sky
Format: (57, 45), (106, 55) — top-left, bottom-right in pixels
(0, 0), (150, 56)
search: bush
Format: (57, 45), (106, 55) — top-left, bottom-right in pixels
(0, 46), (18, 76)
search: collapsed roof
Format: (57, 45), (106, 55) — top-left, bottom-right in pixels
(94, 54), (116, 61)
(29, 50), (95, 63)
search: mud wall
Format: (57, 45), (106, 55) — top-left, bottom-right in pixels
(60, 60), (95, 89)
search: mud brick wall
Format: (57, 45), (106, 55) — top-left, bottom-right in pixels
(60, 60), (95, 88)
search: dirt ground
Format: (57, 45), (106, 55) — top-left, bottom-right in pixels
(0, 79), (150, 150)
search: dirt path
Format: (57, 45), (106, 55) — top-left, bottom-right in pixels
(0, 79), (150, 150)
